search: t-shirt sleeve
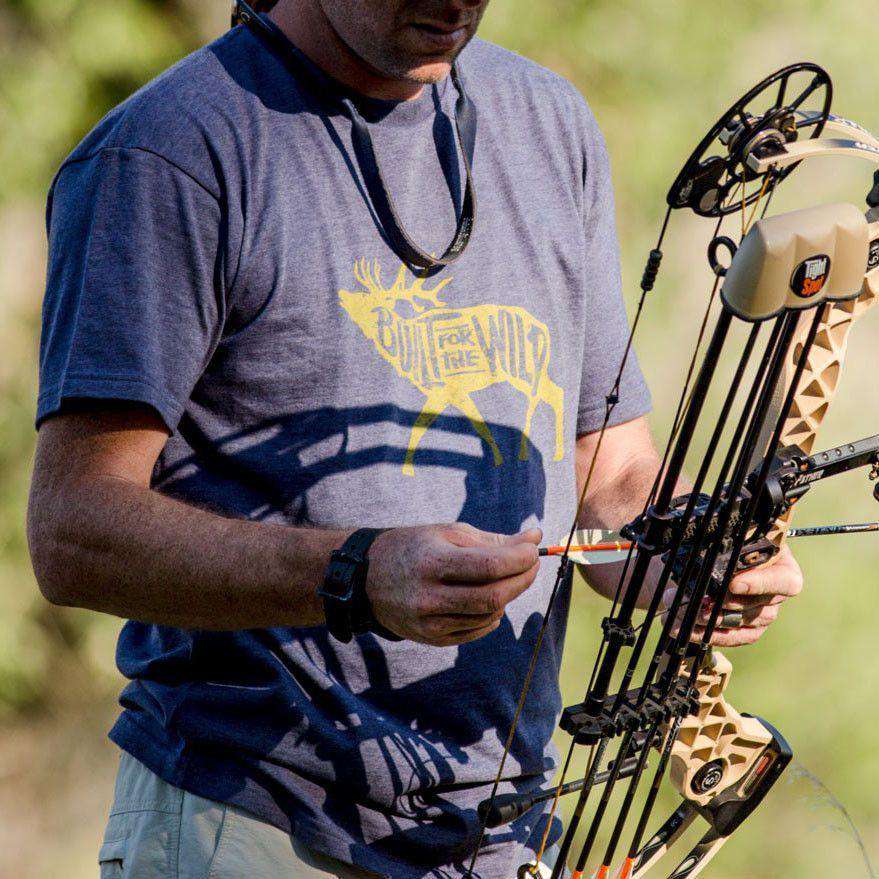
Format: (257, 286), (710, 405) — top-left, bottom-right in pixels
(37, 147), (225, 430)
(576, 120), (652, 435)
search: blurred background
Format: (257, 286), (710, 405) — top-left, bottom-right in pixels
(1, 1), (877, 877)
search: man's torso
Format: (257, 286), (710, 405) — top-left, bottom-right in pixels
(40, 20), (649, 879)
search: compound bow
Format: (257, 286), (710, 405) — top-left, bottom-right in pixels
(467, 62), (879, 879)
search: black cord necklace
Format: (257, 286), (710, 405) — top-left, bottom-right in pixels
(233, 0), (478, 272)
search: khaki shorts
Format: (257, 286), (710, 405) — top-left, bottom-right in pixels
(99, 752), (381, 878)
(100, 752), (561, 878)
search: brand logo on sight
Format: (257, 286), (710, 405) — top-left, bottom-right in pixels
(790, 254), (830, 298)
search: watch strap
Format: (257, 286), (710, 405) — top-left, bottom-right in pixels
(320, 528), (400, 643)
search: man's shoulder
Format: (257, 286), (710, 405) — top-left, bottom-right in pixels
(57, 27), (256, 193)
(460, 38), (596, 123)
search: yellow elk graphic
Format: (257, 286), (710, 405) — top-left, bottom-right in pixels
(339, 260), (565, 475)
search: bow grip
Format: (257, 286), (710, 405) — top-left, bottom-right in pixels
(702, 537), (779, 600)
(735, 537), (780, 572)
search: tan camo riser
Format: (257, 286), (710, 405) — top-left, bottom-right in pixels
(667, 653), (772, 807)
(666, 264), (879, 804)
(768, 279), (879, 544)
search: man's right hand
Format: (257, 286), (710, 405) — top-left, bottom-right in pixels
(365, 524), (542, 647)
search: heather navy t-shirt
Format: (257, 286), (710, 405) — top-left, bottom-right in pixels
(38, 17), (651, 879)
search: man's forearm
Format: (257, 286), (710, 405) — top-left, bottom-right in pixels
(574, 418), (690, 606)
(29, 474), (349, 630)
(28, 411), (548, 644)
(578, 449), (662, 532)
(577, 450), (664, 603)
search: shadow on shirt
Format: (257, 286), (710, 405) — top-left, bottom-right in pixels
(115, 403), (567, 877)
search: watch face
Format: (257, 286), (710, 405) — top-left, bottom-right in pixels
(319, 554), (358, 602)
(319, 575), (355, 602)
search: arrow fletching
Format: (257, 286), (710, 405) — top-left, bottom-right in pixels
(539, 530), (633, 566)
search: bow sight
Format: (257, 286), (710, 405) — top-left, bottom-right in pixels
(468, 61), (879, 879)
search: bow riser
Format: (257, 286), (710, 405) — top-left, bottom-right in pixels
(628, 204), (879, 879)
(767, 246), (879, 544)
(631, 654), (793, 879)
(668, 653), (772, 808)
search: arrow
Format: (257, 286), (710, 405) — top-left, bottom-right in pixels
(539, 522), (879, 565)
(539, 530), (632, 565)
(786, 521), (879, 538)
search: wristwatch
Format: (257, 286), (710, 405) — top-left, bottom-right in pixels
(319, 528), (401, 643)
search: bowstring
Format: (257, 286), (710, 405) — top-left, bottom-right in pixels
(531, 741), (595, 874)
(562, 169), (776, 877)
(465, 206), (673, 878)
(747, 173), (773, 229)
(589, 192), (732, 650)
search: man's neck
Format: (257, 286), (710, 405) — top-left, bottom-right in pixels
(269, 0), (425, 102)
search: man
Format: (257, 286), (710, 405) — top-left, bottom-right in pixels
(27, 1), (803, 877)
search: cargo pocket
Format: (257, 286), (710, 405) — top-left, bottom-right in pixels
(98, 838), (127, 878)
(97, 805), (181, 878)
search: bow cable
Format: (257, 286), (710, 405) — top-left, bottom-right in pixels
(553, 171), (779, 879)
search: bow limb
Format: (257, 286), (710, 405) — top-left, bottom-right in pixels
(650, 829), (726, 879)
(633, 654), (791, 879)
(629, 804), (699, 879)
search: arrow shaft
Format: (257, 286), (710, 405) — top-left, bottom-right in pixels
(539, 542), (633, 557)
(539, 522), (879, 558)
(786, 521), (879, 538)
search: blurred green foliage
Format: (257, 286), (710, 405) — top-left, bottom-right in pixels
(1, 1), (877, 877)
(0, 0), (206, 720)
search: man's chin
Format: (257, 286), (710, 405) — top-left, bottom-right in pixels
(403, 59), (455, 84)
(385, 35), (474, 85)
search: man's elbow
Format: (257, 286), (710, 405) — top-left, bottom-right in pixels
(27, 495), (86, 608)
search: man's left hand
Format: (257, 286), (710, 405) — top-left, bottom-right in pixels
(694, 545), (804, 647)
